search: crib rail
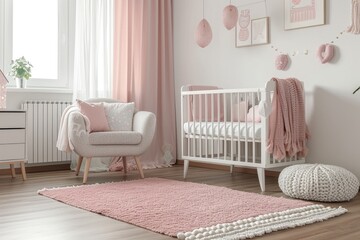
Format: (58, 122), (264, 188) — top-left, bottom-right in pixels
(180, 82), (305, 170)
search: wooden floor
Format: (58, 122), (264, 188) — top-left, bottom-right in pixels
(0, 165), (359, 240)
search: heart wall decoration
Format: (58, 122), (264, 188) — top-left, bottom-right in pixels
(275, 54), (289, 71)
(317, 44), (335, 64)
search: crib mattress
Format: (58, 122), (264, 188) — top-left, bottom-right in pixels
(183, 122), (262, 140)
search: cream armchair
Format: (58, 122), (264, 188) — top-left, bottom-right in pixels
(68, 98), (156, 183)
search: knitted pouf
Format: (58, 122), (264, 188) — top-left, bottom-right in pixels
(279, 164), (359, 202)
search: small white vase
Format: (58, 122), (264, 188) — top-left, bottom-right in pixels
(16, 78), (27, 88)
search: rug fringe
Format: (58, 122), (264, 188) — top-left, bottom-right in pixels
(177, 204), (347, 240)
(37, 177), (162, 194)
(37, 184), (100, 193)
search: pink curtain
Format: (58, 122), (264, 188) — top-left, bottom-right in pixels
(113, 0), (176, 168)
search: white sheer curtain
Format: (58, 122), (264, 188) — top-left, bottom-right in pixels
(71, 0), (114, 171)
(73, 0), (113, 101)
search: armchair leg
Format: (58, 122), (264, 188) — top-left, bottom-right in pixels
(83, 158), (92, 184)
(134, 156), (144, 179)
(75, 156), (83, 176)
(10, 164), (16, 178)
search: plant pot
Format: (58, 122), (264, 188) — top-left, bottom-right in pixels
(16, 78), (27, 88)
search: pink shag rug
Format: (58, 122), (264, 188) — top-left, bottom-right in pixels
(38, 178), (347, 239)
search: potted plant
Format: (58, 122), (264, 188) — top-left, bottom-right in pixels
(9, 56), (33, 88)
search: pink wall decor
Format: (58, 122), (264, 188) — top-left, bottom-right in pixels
(347, 0), (360, 34)
(317, 44), (335, 64)
(235, 1), (268, 47)
(236, 9), (251, 47)
(290, 0), (316, 23)
(223, 4), (238, 30)
(284, 0), (325, 30)
(275, 54), (289, 70)
(196, 0), (212, 48)
(0, 69), (8, 109)
(196, 19), (212, 48)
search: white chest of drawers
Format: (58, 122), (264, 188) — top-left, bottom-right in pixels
(0, 109), (27, 180)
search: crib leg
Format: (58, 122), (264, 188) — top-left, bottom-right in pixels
(230, 165), (234, 174)
(184, 160), (189, 179)
(257, 168), (266, 192)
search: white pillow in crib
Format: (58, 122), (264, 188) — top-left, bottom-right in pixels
(231, 101), (248, 121)
(258, 100), (272, 118)
(104, 102), (135, 131)
(247, 105), (261, 122)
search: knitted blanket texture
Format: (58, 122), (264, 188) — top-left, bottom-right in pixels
(267, 78), (310, 160)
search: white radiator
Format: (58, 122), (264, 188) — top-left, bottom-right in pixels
(22, 101), (75, 164)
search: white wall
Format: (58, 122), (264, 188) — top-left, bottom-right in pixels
(6, 89), (72, 110)
(174, 0), (360, 178)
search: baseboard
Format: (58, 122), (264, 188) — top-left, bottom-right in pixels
(0, 163), (70, 175)
(0, 160), (279, 178)
(176, 159), (280, 177)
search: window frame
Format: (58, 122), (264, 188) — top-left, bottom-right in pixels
(0, 0), (75, 89)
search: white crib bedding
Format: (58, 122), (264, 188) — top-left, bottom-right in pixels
(183, 121), (262, 140)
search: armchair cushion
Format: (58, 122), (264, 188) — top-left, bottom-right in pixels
(77, 99), (110, 132)
(89, 131), (142, 145)
(104, 102), (135, 131)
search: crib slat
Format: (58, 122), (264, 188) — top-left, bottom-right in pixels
(199, 94), (202, 157)
(211, 94), (214, 159)
(217, 94), (220, 159)
(244, 93), (248, 162)
(223, 93), (227, 161)
(230, 93), (234, 163)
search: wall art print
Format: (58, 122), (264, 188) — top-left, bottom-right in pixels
(235, 1), (268, 48)
(284, 0), (325, 30)
(251, 17), (269, 45)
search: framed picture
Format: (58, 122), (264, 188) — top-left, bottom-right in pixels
(235, 1), (268, 48)
(251, 17), (269, 45)
(284, 0), (325, 30)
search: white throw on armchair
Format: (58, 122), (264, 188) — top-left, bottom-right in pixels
(68, 98), (156, 183)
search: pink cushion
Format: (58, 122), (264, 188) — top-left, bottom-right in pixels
(247, 105), (261, 123)
(231, 101), (248, 121)
(76, 99), (110, 132)
(188, 85), (224, 121)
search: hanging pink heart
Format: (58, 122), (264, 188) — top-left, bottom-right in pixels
(195, 19), (213, 48)
(223, 5), (238, 30)
(275, 54), (289, 70)
(317, 44), (335, 64)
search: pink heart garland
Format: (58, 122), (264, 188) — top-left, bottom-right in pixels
(275, 54), (289, 71)
(317, 44), (335, 64)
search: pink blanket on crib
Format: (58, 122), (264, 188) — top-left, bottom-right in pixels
(267, 78), (310, 160)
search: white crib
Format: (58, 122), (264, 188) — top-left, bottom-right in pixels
(180, 81), (305, 191)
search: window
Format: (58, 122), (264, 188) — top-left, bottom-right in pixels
(0, 0), (75, 88)
(13, 0), (58, 80)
